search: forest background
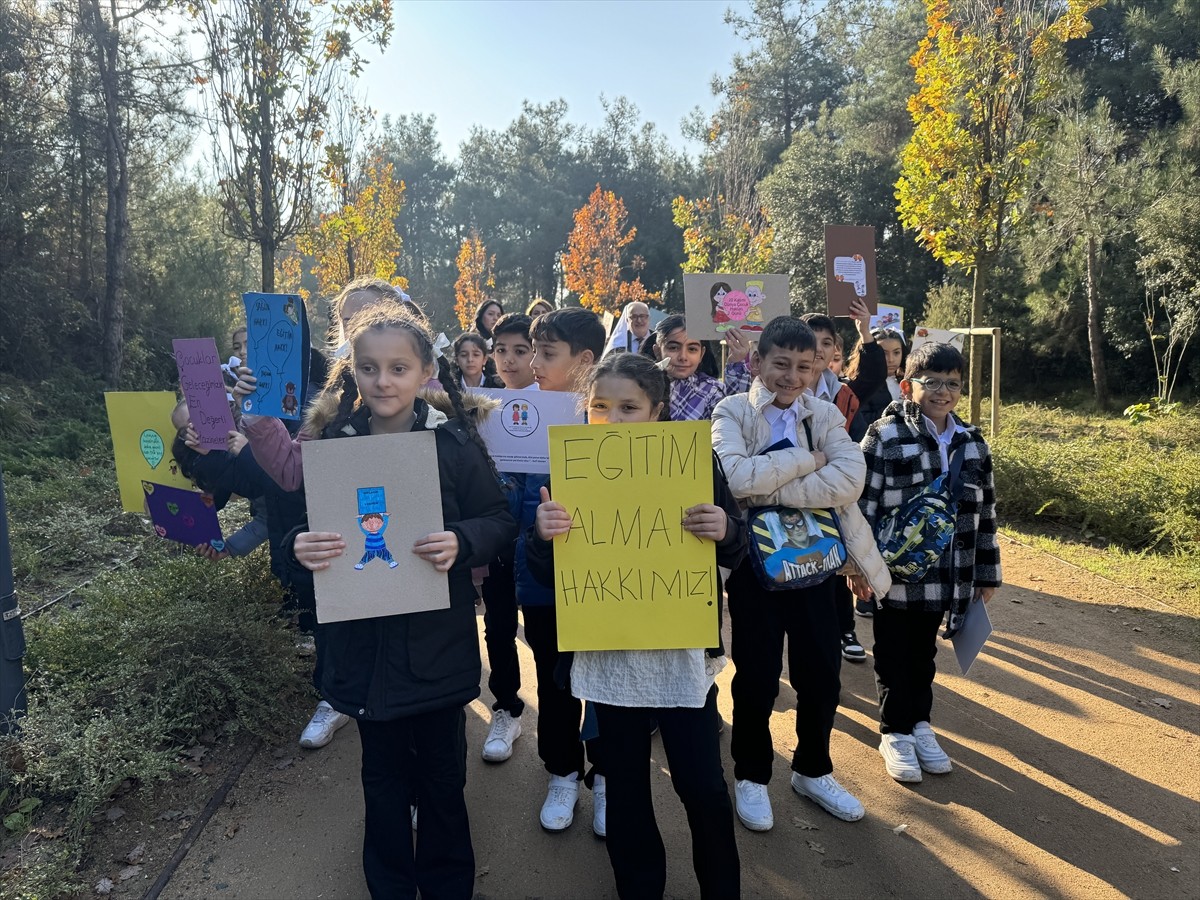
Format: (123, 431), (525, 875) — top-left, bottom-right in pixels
(1, 0), (1197, 410)
(0, 3), (1198, 893)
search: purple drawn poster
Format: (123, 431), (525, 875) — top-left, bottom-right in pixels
(173, 337), (236, 449)
(143, 482), (225, 551)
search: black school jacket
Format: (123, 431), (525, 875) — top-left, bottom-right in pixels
(283, 393), (516, 721)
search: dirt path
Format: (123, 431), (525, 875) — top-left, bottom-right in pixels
(161, 537), (1200, 899)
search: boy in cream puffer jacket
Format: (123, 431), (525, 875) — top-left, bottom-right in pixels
(712, 316), (890, 831)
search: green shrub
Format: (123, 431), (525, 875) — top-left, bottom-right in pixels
(992, 404), (1200, 555)
(4, 548), (299, 835)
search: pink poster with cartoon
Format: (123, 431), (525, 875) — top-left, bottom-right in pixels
(683, 274), (790, 341)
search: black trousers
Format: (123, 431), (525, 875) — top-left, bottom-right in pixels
(835, 575), (855, 633)
(872, 604), (946, 734)
(521, 604), (601, 779)
(727, 560), (842, 783)
(357, 707), (473, 900)
(594, 687), (740, 900)
(482, 557), (524, 717)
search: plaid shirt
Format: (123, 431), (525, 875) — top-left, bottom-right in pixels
(669, 360), (750, 422)
(859, 399), (1001, 629)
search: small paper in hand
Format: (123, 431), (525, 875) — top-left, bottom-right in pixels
(951, 598), (993, 675)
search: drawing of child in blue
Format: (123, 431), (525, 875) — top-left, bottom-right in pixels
(355, 512), (398, 569)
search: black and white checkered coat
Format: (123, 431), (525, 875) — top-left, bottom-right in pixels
(859, 400), (1001, 622)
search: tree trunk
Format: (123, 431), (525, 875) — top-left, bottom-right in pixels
(89, 0), (128, 388)
(257, 2), (276, 292)
(1085, 235), (1109, 410)
(969, 256), (990, 425)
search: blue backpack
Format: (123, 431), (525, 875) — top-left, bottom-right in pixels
(874, 447), (965, 583)
(745, 418), (847, 591)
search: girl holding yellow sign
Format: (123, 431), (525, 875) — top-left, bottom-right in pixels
(527, 352), (745, 900)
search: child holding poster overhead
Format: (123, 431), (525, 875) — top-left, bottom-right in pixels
(712, 316), (890, 830)
(646, 315), (753, 421)
(527, 352), (744, 900)
(284, 305), (517, 899)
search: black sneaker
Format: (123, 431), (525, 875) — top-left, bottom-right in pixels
(841, 631), (866, 663)
(854, 598), (875, 618)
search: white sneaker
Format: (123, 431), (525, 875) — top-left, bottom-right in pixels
(592, 774), (607, 838)
(912, 722), (953, 774)
(734, 779), (773, 831)
(481, 710), (522, 763)
(540, 774), (579, 832)
(298, 701), (350, 749)
(791, 772), (865, 822)
(879, 733), (923, 783)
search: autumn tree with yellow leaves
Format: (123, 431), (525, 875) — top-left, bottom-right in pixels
(896, 0), (1099, 423)
(299, 155), (407, 302)
(454, 231), (496, 330)
(562, 185), (657, 314)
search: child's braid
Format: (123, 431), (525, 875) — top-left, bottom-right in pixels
(437, 357), (501, 483)
(327, 360), (361, 437)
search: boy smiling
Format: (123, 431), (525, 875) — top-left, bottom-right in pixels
(857, 342), (1001, 784)
(712, 317), (891, 830)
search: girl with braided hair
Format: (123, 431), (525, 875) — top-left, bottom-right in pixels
(243, 304), (514, 899)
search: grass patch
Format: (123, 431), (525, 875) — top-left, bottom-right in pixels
(991, 403), (1200, 556)
(990, 402), (1200, 618)
(0, 548), (304, 896)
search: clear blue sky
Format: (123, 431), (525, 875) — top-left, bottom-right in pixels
(356, 0), (746, 157)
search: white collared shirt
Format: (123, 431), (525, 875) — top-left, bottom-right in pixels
(808, 369), (840, 403)
(923, 414), (969, 472)
(763, 398), (802, 446)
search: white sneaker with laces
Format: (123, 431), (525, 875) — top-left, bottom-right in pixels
(879, 732), (923, 783)
(791, 772), (865, 821)
(592, 774), (607, 838)
(540, 774), (579, 832)
(481, 709), (522, 763)
(734, 779), (774, 831)
(912, 722), (953, 774)
(298, 700), (350, 749)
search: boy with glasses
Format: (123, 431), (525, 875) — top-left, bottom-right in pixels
(855, 342), (1002, 784)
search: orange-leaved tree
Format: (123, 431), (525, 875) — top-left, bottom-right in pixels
(895, 0), (1098, 423)
(563, 185), (657, 314)
(454, 231), (495, 331)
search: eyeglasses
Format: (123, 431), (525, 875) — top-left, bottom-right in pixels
(629, 314), (650, 322)
(910, 377), (962, 393)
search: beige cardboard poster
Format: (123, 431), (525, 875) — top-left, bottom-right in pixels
(303, 431), (449, 623)
(682, 273), (790, 341)
(824, 225), (878, 317)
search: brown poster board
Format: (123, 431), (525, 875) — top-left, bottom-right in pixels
(682, 273), (790, 341)
(824, 225), (878, 316)
(303, 431), (449, 623)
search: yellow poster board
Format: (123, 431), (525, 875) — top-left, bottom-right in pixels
(547, 420), (717, 651)
(105, 392), (194, 512)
